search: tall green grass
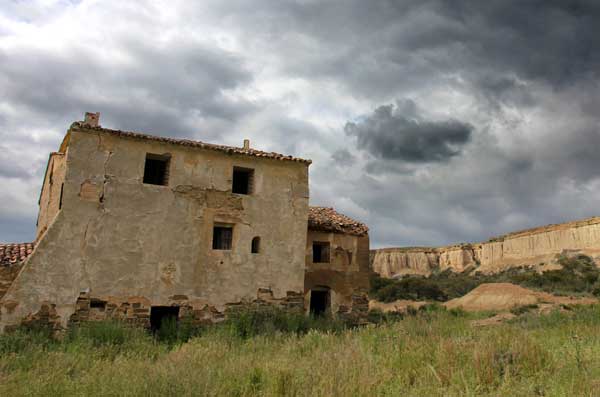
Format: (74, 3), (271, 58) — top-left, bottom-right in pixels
(2, 305), (600, 396)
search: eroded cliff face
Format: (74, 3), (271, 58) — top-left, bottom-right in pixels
(372, 217), (600, 277)
(371, 245), (477, 278)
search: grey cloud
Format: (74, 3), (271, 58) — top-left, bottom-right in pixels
(331, 149), (355, 167)
(0, 38), (255, 140)
(345, 102), (473, 163)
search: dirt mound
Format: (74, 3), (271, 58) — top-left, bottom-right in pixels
(444, 283), (597, 312)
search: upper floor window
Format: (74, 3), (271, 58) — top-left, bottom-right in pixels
(213, 226), (233, 250)
(143, 153), (170, 186)
(312, 241), (330, 263)
(232, 167), (254, 195)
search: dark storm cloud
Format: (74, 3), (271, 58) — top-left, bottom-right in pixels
(345, 102), (473, 163)
(214, 0), (600, 100)
(0, 39), (254, 139)
(331, 149), (356, 168)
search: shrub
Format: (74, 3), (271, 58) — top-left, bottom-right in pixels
(223, 307), (346, 338)
(510, 304), (539, 316)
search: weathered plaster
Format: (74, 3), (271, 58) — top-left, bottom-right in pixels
(1, 126), (310, 330)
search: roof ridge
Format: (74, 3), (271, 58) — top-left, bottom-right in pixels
(70, 122), (312, 164)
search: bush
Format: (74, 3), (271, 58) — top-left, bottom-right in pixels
(371, 275), (448, 302)
(510, 304), (539, 316)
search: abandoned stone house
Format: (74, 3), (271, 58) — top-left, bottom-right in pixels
(0, 113), (369, 332)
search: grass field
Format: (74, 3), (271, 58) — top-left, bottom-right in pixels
(1, 306), (600, 396)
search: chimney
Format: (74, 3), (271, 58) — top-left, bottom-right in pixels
(83, 112), (100, 127)
(243, 139), (250, 150)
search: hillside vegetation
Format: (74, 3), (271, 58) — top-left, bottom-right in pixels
(2, 305), (600, 396)
(371, 254), (600, 303)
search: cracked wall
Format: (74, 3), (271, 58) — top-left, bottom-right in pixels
(36, 152), (67, 240)
(1, 126), (310, 331)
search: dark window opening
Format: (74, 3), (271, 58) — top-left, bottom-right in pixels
(90, 299), (106, 311)
(312, 242), (330, 263)
(213, 226), (233, 250)
(309, 289), (330, 316)
(58, 183), (64, 209)
(150, 306), (179, 332)
(251, 236), (260, 254)
(232, 167), (254, 194)
(143, 153), (170, 186)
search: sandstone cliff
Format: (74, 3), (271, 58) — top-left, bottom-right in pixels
(372, 216), (600, 277)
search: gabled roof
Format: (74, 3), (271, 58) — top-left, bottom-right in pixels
(68, 122), (312, 164)
(0, 243), (34, 266)
(308, 206), (369, 236)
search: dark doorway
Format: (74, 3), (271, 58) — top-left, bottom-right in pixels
(309, 289), (330, 316)
(150, 306), (180, 332)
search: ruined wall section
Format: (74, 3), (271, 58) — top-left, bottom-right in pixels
(1, 127), (309, 331)
(36, 152), (67, 240)
(372, 217), (600, 277)
(304, 231), (370, 320)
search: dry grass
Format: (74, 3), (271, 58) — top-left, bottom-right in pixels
(2, 306), (600, 396)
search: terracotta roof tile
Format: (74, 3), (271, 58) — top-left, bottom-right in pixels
(308, 206), (369, 236)
(71, 122), (312, 164)
(0, 243), (34, 266)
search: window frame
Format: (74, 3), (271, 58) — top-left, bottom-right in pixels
(143, 153), (171, 186)
(212, 225), (234, 250)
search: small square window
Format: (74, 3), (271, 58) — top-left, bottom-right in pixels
(143, 153), (170, 186)
(313, 242), (330, 263)
(213, 226), (233, 250)
(232, 167), (254, 195)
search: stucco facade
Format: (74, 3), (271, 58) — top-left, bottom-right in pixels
(0, 114), (371, 332)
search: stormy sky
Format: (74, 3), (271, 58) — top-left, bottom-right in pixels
(1, 0), (599, 248)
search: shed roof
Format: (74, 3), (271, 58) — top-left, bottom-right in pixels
(0, 243), (34, 266)
(308, 206), (369, 236)
(69, 122), (312, 164)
